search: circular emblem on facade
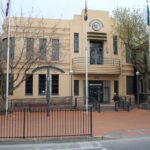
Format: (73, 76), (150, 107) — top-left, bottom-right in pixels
(90, 20), (104, 31)
(92, 21), (101, 31)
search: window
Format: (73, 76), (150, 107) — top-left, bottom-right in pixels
(2, 37), (15, 60)
(113, 35), (118, 55)
(114, 80), (119, 93)
(74, 80), (79, 96)
(52, 39), (59, 60)
(90, 41), (103, 64)
(52, 75), (59, 95)
(39, 38), (47, 60)
(74, 33), (79, 53)
(126, 76), (134, 94)
(125, 43), (131, 63)
(25, 74), (33, 95)
(10, 37), (15, 60)
(26, 38), (34, 59)
(39, 74), (46, 95)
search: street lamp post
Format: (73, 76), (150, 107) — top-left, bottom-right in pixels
(136, 71), (140, 108)
(69, 70), (73, 103)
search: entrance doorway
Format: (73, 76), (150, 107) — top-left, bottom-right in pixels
(89, 81), (103, 103)
(85, 80), (110, 104)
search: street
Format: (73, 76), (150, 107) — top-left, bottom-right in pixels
(0, 137), (150, 150)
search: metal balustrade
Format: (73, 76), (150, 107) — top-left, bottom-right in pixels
(0, 107), (92, 139)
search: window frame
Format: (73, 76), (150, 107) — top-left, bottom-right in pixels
(113, 35), (118, 55)
(39, 38), (47, 60)
(26, 38), (34, 59)
(126, 76), (134, 95)
(52, 39), (59, 60)
(74, 33), (79, 53)
(74, 80), (79, 96)
(25, 74), (33, 95)
(52, 74), (59, 95)
(38, 74), (46, 95)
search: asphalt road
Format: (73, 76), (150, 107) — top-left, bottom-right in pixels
(0, 137), (150, 150)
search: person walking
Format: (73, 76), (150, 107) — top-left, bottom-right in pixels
(112, 93), (120, 111)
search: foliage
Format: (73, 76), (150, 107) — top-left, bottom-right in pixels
(112, 7), (149, 73)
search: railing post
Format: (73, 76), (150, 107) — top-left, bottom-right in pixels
(90, 107), (92, 136)
(75, 98), (77, 108)
(23, 108), (26, 138)
(97, 102), (101, 112)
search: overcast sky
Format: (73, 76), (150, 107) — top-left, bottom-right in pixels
(2, 0), (148, 19)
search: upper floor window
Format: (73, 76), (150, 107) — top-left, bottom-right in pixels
(1, 37), (15, 60)
(26, 38), (34, 59)
(52, 39), (59, 60)
(113, 35), (118, 55)
(39, 38), (47, 60)
(125, 43), (132, 63)
(74, 33), (79, 53)
(25, 74), (33, 95)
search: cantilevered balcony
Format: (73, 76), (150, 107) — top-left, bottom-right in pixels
(72, 57), (121, 74)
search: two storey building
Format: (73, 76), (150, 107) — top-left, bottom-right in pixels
(1, 10), (135, 106)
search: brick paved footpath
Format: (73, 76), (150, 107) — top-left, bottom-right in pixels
(92, 108), (150, 138)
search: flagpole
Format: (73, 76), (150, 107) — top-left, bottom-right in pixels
(5, 0), (11, 113)
(84, 0), (88, 114)
(85, 22), (88, 114)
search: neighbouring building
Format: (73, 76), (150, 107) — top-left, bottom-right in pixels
(0, 9), (135, 106)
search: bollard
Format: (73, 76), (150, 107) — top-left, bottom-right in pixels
(75, 98), (77, 108)
(97, 102), (101, 112)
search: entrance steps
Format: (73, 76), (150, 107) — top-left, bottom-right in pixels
(100, 104), (115, 111)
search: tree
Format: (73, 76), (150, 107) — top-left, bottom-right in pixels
(0, 5), (69, 109)
(112, 7), (150, 99)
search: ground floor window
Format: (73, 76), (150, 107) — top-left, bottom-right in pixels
(39, 74), (46, 95)
(52, 74), (59, 95)
(126, 76), (134, 94)
(25, 74), (33, 95)
(114, 80), (119, 93)
(74, 80), (79, 96)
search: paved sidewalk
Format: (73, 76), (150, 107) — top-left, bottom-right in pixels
(92, 108), (150, 138)
(104, 128), (150, 138)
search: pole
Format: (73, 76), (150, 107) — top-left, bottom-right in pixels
(5, 0), (11, 112)
(47, 68), (50, 109)
(85, 21), (88, 114)
(71, 73), (72, 102)
(84, 0), (88, 114)
(136, 75), (139, 108)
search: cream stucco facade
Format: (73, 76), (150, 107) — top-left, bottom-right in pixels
(1, 9), (135, 105)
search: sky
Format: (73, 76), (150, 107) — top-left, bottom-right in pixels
(1, 0), (148, 19)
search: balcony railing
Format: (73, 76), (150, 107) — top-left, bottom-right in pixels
(72, 57), (121, 74)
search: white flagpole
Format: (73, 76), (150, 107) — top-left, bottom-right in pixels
(85, 23), (88, 114)
(84, 0), (88, 114)
(5, 0), (11, 112)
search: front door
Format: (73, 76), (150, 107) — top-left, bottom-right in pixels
(88, 81), (103, 103)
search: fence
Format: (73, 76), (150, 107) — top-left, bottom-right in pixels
(0, 107), (92, 139)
